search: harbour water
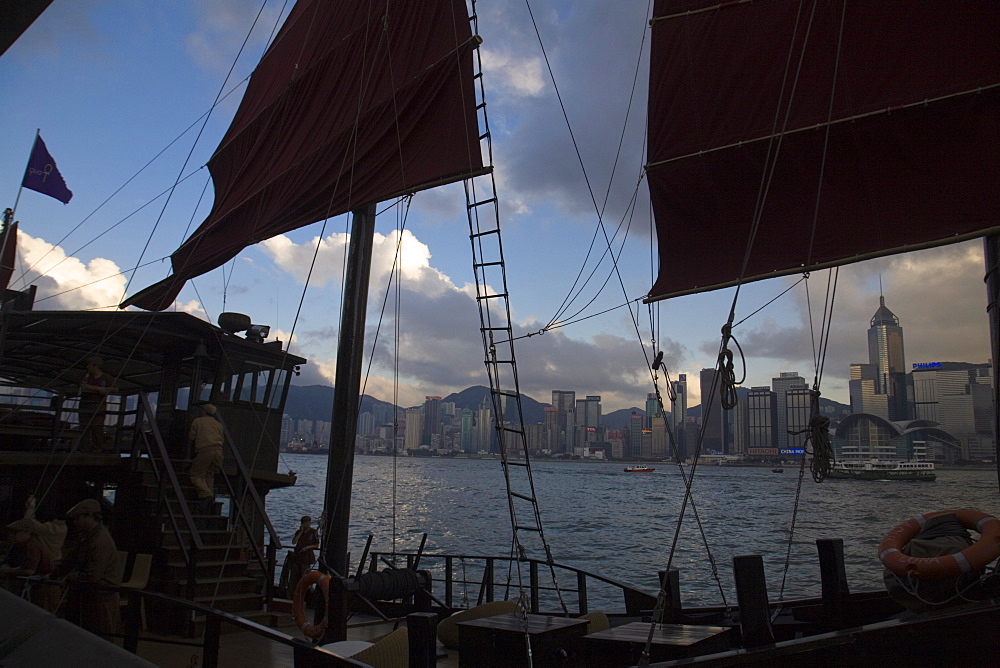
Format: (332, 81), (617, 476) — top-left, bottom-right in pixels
(268, 454), (999, 609)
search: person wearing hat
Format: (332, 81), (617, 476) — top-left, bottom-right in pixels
(189, 403), (224, 514)
(77, 356), (118, 453)
(53, 498), (122, 637)
(21, 494), (67, 566)
(2, 517), (58, 611)
(288, 515), (320, 596)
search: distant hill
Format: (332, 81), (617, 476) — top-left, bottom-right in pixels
(285, 385), (398, 422)
(602, 407), (653, 430)
(284, 384), (852, 425)
(442, 385), (548, 424)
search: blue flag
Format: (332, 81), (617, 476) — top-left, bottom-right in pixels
(22, 135), (73, 204)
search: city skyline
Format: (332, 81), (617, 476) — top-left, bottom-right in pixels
(1, 3), (992, 418)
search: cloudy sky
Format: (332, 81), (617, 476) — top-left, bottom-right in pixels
(0, 1), (991, 413)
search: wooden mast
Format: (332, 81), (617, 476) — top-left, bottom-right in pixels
(983, 235), (1000, 492)
(322, 203), (377, 576)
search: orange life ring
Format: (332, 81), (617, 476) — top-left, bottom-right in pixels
(878, 508), (1000, 578)
(292, 570), (330, 640)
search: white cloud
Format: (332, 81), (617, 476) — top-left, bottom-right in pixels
(13, 231), (127, 311)
(480, 47), (546, 98)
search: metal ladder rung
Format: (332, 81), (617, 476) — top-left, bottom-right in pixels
(510, 491), (535, 503)
(469, 227), (500, 239)
(473, 261), (503, 269)
(515, 525), (540, 533)
(468, 197), (497, 210)
(476, 292), (508, 301)
(506, 460), (529, 467)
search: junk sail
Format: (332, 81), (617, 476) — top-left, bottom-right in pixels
(123, 0), (484, 311)
(646, 0), (1000, 302)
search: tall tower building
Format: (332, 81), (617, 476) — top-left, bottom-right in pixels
(551, 390), (576, 453)
(476, 395), (493, 454)
(460, 408), (474, 453)
(404, 407), (423, 451)
(670, 374), (689, 460)
(771, 371), (807, 451)
(868, 295), (909, 420)
(699, 368), (728, 453)
(422, 396), (442, 445)
(746, 387), (777, 455)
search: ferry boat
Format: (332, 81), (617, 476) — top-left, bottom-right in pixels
(828, 459), (937, 482)
(623, 464), (655, 473)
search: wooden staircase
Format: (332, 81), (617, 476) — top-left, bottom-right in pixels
(135, 459), (276, 635)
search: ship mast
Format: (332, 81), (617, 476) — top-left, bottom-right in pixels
(322, 203), (377, 576)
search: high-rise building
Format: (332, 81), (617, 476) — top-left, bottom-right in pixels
(670, 374), (689, 460)
(628, 411), (644, 459)
(912, 362), (994, 460)
(868, 296), (909, 420)
(543, 406), (559, 452)
(551, 390), (575, 453)
(476, 396), (493, 454)
(746, 387), (777, 456)
(784, 387), (813, 453)
(422, 396), (442, 445)
(404, 407), (423, 451)
(460, 408), (474, 453)
(850, 363), (887, 418)
(699, 368), (727, 453)
(645, 393), (659, 429)
(771, 371), (807, 451)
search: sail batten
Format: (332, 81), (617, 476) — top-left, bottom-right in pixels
(123, 0), (483, 311)
(646, 0), (1000, 302)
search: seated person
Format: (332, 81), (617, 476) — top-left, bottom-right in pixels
(1, 518), (58, 611)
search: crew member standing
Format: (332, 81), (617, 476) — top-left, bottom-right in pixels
(189, 403), (224, 514)
(54, 498), (122, 637)
(288, 515), (320, 596)
(78, 356), (118, 453)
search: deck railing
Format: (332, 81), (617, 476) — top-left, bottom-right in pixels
(363, 550), (656, 616)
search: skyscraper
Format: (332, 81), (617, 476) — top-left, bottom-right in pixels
(551, 390), (575, 453)
(772, 371), (807, 451)
(868, 295), (909, 420)
(422, 396), (442, 446)
(699, 368), (727, 453)
(670, 374), (689, 460)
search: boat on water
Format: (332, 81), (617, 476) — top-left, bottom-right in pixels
(624, 465), (655, 473)
(3, 1), (1000, 666)
(828, 459), (937, 482)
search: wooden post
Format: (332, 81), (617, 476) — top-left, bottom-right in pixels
(657, 569), (682, 623)
(732, 555), (774, 648)
(407, 612), (439, 668)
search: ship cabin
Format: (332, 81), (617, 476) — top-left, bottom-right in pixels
(0, 285), (303, 632)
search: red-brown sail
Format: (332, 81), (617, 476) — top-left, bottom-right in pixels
(646, 0), (1000, 302)
(123, 0), (483, 311)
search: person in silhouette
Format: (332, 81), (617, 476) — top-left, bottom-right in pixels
(54, 498), (121, 636)
(288, 515), (320, 596)
(77, 356), (118, 453)
(189, 403), (224, 514)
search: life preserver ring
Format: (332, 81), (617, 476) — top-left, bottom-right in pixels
(878, 508), (1000, 578)
(292, 570), (330, 640)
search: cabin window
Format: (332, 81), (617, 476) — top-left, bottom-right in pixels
(268, 369), (288, 409)
(231, 362), (277, 406)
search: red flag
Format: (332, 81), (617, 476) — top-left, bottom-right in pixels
(22, 135), (73, 204)
(0, 221), (18, 291)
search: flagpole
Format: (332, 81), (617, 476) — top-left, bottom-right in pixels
(10, 129), (41, 223)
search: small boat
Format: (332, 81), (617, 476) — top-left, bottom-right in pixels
(623, 464), (655, 473)
(772, 468), (784, 473)
(828, 459), (937, 482)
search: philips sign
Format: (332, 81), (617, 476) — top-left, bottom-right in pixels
(912, 362), (942, 369)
